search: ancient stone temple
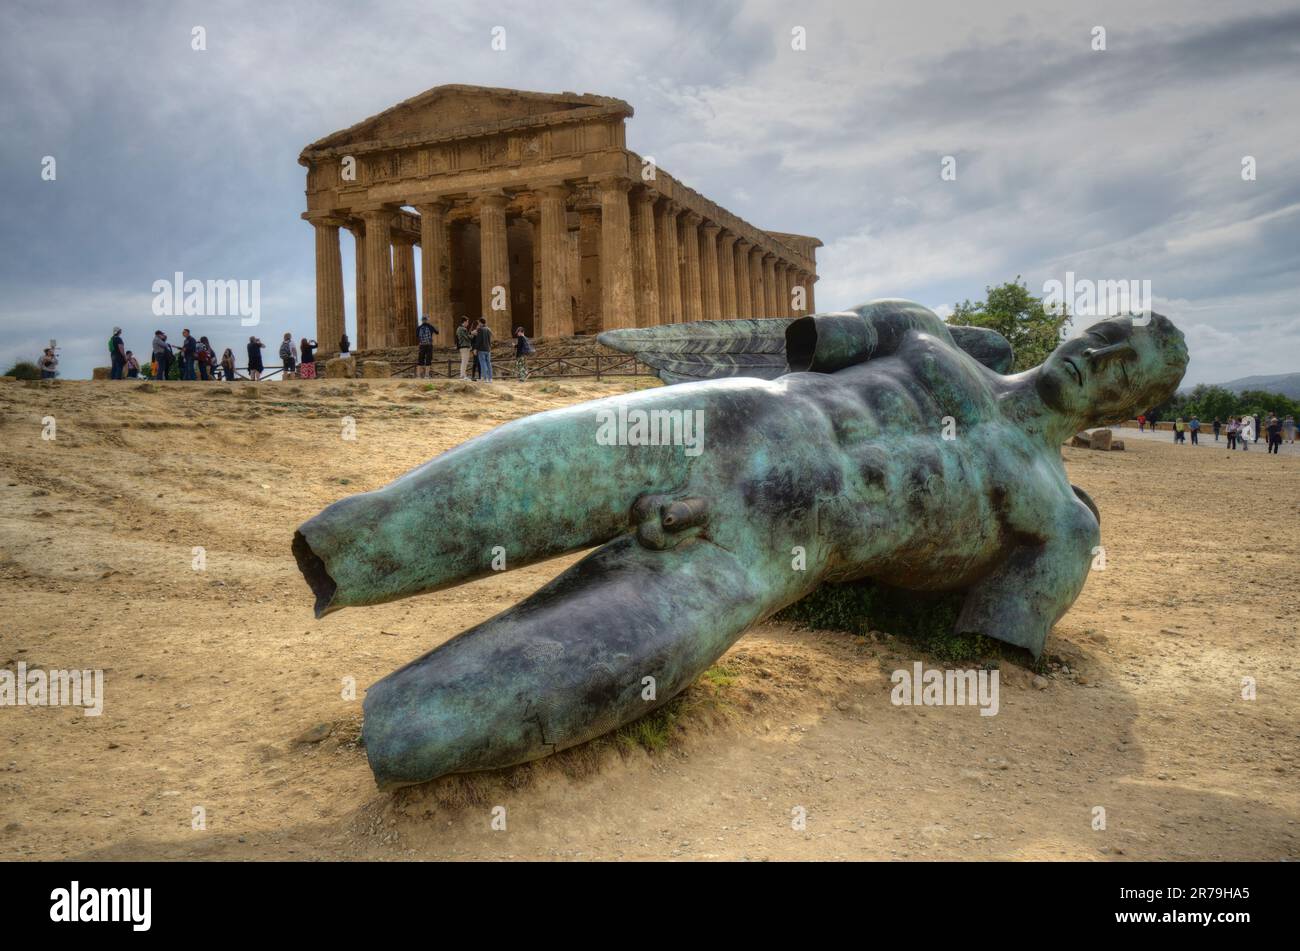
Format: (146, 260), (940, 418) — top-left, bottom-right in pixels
(299, 85), (822, 351)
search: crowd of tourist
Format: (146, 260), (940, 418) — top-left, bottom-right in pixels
(1139, 411), (1294, 455)
(88, 319), (534, 383)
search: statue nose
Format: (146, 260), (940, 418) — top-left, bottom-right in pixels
(1083, 342), (1134, 367)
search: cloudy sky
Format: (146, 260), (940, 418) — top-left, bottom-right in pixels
(1, 0), (1297, 383)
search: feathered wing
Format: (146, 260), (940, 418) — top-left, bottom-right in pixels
(598, 318), (795, 384)
(598, 311), (1015, 384)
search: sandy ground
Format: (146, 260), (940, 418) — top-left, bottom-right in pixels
(0, 377), (1296, 861)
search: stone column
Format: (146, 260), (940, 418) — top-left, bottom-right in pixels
(393, 237), (418, 345)
(806, 271), (818, 313)
(597, 176), (635, 331)
(700, 223), (722, 320)
(476, 191), (512, 338)
(748, 246), (766, 318)
(718, 232), (738, 318)
(655, 200), (683, 324)
(631, 188), (661, 327)
(359, 208), (395, 349)
(763, 253), (779, 318)
(536, 184), (572, 339)
(311, 218), (345, 352)
(345, 223), (367, 349)
(788, 266), (804, 315)
(773, 261), (789, 317)
(680, 211), (704, 322)
(414, 200), (452, 342)
(734, 239), (753, 316)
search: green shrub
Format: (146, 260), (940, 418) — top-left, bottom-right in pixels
(775, 578), (1004, 664)
(4, 361), (42, 380)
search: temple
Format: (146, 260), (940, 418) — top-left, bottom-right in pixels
(299, 85), (822, 350)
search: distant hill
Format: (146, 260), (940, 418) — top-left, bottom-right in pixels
(1210, 372), (1300, 400)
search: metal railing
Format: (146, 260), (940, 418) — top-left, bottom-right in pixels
(384, 353), (650, 381)
(143, 353), (652, 382)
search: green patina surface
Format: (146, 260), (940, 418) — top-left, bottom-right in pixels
(294, 300), (1188, 788)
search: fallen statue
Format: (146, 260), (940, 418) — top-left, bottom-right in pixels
(293, 300), (1187, 788)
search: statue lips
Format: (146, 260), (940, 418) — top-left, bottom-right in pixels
(294, 300), (1189, 788)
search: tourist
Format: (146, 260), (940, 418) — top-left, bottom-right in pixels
(1226, 417), (1238, 450)
(152, 330), (172, 381)
(1212, 417), (1222, 441)
(1253, 414), (1262, 443)
(1137, 414), (1146, 432)
(469, 321), (482, 381)
(473, 318), (494, 382)
(1239, 413), (1254, 450)
(455, 317), (473, 380)
(1285, 415), (1296, 445)
(124, 351), (140, 378)
(1147, 413), (1158, 432)
(1188, 415), (1200, 445)
(279, 332), (297, 377)
(38, 348), (58, 379)
(108, 326), (126, 380)
(221, 348), (237, 382)
(416, 315), (437, 379)
(196, 335), (215, 381)
(1174, 417), (1186, 443)
(299, 337), (318, 379)
(338, 332), (350, 357)
(1266, 415), (1282, 454)
(247, 336), (265, 381)
(514, 326), (533, 381)
(179, 328), (198, 381)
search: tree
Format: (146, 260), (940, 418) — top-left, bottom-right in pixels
(947, 277), (1071, 372)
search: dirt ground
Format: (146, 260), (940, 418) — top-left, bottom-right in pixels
(1, 377), (1296, 861)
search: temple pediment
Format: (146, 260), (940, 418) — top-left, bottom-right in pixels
(301, 85), (632, 159)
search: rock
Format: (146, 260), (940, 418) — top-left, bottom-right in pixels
(324, 357), (356, 379)
(292, 722), (333, 745)
(1031, 675), (1050, 690)
(1071, 432), (1092, 448)
(1111, 440), (1125, 450)
(360, 360), (391, 379)
(91, 367), (111, 380)
(1089, 429), (1113, 451)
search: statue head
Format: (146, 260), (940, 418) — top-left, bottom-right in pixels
(1036, 313), (1188, 425)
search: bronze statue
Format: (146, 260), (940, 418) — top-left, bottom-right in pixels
(293, 299), (1187, 788)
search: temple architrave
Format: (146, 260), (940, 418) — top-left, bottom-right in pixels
(299, 85), (822, 351)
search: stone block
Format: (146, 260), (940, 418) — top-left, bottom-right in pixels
(324, 357), (356, 379)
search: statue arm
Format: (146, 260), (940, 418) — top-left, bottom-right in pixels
(954, 498), (1099, 657)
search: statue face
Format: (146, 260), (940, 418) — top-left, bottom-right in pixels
(1036, 314), (1188, 423)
